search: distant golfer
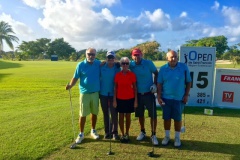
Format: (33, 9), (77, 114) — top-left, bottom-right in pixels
(66, 47), (100, 144)
(129, 48), (159, 145)
(157, 50), (192, 147)
(99, 51), (121, 140)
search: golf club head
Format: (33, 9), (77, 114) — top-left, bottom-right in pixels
(70, 142), (77, 149)
(181, 126), (186, 133)
(148, 151), (154, 157)
(107, 151), (114, 155)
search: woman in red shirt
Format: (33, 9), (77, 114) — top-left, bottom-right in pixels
(113, 57), (138, 143)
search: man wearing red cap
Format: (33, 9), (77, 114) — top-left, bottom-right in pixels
(129, 48), (159, 145)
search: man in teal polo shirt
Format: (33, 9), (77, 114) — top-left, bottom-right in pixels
(129, 48), (159, 145)
(66, 47), (101, 144)
(157, 50), (191, 147)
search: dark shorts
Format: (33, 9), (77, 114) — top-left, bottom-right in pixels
(161, 98), (185, 121)
(116, 98), (135, 113)
(135, 93), (157, 118)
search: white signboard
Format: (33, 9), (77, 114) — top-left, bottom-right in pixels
(180, 47), (216, 106)
(213, 68), (240, 109)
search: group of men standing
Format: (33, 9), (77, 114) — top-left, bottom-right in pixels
(65, 47), (191, 148)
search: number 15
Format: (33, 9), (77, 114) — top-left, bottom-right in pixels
(190, 72), (208, 89)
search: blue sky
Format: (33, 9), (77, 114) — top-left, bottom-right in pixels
(0, 0), (240, 52)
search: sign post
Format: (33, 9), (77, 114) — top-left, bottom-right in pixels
(179, 47), (216, 107)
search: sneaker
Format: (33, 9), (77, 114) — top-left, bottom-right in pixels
(104, 134), (111, 139)
(162, 136), (170, 146)
(124, 134), (129, 141)
(151, 135), (159, 146)
(75, 133), (84, 144)
(113, 134), (120, 140)
(136, 131), (146, 141)
(174, 137), (181, 147)
(120, 136), (125, 143)
(91, 129), (99, 139)
(120, 134), (129, 143)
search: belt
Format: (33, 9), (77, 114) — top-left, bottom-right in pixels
(138, 92), (152, 95)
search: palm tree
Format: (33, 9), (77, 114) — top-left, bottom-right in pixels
(0, 21), (19, 53)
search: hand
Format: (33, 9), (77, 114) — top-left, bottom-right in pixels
(65, 83), (71, 90)
(115, 62), (120, 68)
(150, 84), (157, 93)
(157, 97), (165, 106)
(134, 101), (138, 108)
(100, 61), (106, 66)
(182, 95), (188, 104)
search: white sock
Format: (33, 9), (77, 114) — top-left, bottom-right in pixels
(165, 130), (170, 137)
(175, 131), (180, 138)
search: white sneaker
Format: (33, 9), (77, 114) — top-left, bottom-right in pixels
(91, 129), (99, 139)
(161, 136), (170, 146)
(75, 133), (84, 144)
(151, 135), (159, 145)
(174, 137), (181, 147)
(136, 131), (145, 141)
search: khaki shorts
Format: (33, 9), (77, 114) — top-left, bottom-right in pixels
(79, 92), (99, 117)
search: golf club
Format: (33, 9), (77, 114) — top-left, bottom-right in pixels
(107, 92), (114, 155)
(68, 85), (77, 149)
(181, 103), (186, 133)
(148, 93), (155, 157)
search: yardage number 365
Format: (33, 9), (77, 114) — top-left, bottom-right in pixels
(190, 72), (208, 89)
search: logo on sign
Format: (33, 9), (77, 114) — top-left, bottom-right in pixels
(183, 50), (213, 67)
(221, 75), (240, 84)
(222, 91), (234, 103)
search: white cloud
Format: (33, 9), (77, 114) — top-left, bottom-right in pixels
(99, 0), (119, 7)
(180, 12), (187, 18)
(22, 0), (46, 9)
(37, 1), (172, 50)
(0, 13), (34, 50)
(144, 9), (171, 30)
(222, 6), (240, 26)
(211, 1), (220, 10)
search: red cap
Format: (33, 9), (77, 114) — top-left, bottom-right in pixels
(131, 48), (142, 56)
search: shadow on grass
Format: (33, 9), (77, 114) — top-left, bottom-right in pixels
(176, 139), (240, 160)
(0, 73), (12, 82)
(0, 60), (23, 69)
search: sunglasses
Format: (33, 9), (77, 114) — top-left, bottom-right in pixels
(121, 62), (129, 65)
(133, 55), (141, 57)
(87, 53), (96, 56)
(107, 55), (115, 59)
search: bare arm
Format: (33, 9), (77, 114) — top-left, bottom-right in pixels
(133, 82), (138, 108)
(182, 82), (191, 104)
(153, 70), (158, 85)
(157, 83), (165, 105)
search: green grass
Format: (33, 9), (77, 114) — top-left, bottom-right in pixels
(0, 59), (240, 160)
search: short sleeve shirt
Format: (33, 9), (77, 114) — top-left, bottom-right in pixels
(157, 62), (192, 100)
(130, 59), (157, 93)
(73, 59), (101, 94)
(114, 71), (136, 99)
(100, 64), (121, 96)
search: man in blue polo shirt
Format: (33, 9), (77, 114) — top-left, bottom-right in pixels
(129, 48), (159, 145)
(157, 50), (191, 147)
(99, 51), (121, 140)
(66, 47), (101, 144)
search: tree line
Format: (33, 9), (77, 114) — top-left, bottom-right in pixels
(0, 21), (240, 64)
